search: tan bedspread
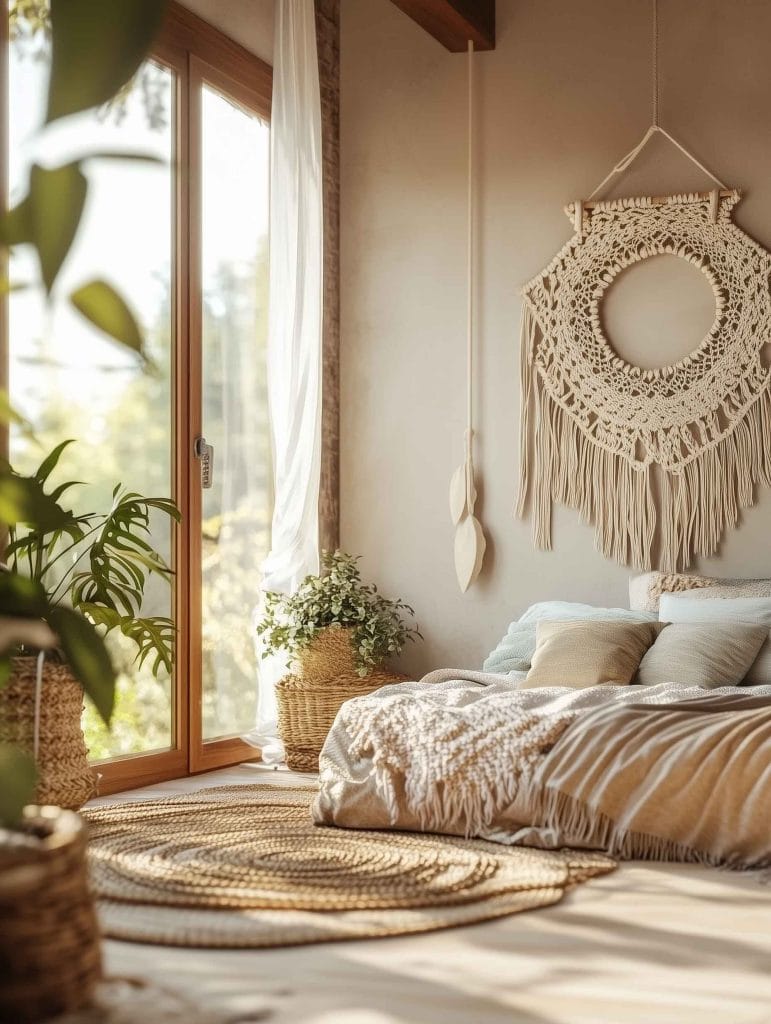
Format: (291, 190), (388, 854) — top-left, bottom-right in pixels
(530, 693), (771, 867)
(313, 675), (771, 868)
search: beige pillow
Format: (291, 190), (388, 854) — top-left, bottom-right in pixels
(670, 579), (771, 602)
(522, 620), (662, 690)
(636, 622), (768, 689)
(628, 571), (715, 612)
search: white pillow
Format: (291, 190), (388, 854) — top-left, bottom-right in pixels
(659, 594), (771, 685)
(519, 601), (656, 624)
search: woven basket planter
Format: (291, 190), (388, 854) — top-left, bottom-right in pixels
(0, 806), (102, 1023)
(277, 627), (408, 772)
(0, 657), (97, 810)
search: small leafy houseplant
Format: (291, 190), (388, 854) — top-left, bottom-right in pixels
(257, 552), (422, 771)
(4, 439), (179, 675)
(257, 550), (422, 677)
(0, 439), (179, 809)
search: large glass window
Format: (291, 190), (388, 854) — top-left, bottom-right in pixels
(5, 3), (273, 788)
(8, 38), (175, 760)
(200, 84), (271, 741)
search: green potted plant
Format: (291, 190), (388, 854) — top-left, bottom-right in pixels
(256, 550), (421, 770)
(0, 439), (179, 808)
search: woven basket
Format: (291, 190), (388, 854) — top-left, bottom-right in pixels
(0, 806), (102, 1023)
(277, 627), (408, 771)
(0, 657), (97, 810)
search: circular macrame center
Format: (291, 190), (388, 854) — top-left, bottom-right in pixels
(600, 253), (719, 371)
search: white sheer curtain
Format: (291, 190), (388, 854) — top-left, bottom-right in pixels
(246, 0), (324, 760)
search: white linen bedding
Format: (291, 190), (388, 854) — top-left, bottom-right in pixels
(313, 672), (771, 868)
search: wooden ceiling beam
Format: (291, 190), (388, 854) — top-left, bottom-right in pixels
(388, 0), (495, 52)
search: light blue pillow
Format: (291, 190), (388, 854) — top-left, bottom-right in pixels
(483, 601), (657, 675)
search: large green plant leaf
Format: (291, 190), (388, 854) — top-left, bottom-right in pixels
(31, 163), (88, 293)
(81, 603), (175, 676)
(46, 0), (168, 124)
(0, 162), (87, 295)
(70, 280), (145, 356)
(0, 470), (70, 531)
(45, 605), (116, 726)
(0, 194), (32, 246)
(0, 744), (37, 828)
(0, 574), (48, 618)
(0, 388), (36, 441)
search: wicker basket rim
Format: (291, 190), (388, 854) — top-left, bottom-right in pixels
(9, 654), (75, 673)
(276, 671), (406, 693)
(21, 806), (84, 844)
(0, 808), (86, 891)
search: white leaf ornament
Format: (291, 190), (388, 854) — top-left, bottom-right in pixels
(454, 512), (486, 593)
(449, 463), (467, 525)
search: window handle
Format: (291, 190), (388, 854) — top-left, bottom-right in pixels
(194, 436), (214, 489)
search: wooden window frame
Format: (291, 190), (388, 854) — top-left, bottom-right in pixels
(2, 4), (276, 796)
(102, 4), (274, 792)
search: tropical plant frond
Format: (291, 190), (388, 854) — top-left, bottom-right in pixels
(79, 602), (175, 676)
(68, 490), (176, 617)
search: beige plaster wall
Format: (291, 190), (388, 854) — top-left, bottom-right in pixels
(339, 0), (771, 675)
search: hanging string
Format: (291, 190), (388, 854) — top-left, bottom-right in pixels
(33, 649), (45, 761)
(465, 38), (475, 499)
(586, 0), (727, 201)
(652, 0), (659, 127)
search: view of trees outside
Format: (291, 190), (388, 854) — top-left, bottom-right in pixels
(199, 84), (272, 741)
(200, 252), (272, 740)
(8, 29), (272, 756)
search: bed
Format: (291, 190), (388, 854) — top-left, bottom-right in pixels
(314, 583), (771, 870)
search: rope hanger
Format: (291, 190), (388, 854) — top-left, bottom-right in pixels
(585, 0), (729, 205)
(449, 38), (486, 592)
(465, 38), (474, 491)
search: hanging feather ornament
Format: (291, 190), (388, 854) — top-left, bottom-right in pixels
(450, 40), (486, 592)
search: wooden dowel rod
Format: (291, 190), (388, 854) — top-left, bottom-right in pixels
(572, 188), (738, 211)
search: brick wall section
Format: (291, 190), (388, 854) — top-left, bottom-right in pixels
(315, 0), (340, 552)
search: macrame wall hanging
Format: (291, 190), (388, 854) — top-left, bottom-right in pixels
(450, 40), (487, 592)
(517, 0), (771, 572)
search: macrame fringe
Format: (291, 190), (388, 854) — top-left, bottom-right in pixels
(517, 304), (771, 571)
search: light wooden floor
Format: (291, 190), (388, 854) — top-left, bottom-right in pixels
(88, 765), (771, 1024)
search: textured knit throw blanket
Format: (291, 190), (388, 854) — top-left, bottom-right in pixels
(517, 192), (771, 571)
(314, 673), (771, 868)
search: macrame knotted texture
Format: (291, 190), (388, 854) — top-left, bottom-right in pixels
(517, 191), (771, 571)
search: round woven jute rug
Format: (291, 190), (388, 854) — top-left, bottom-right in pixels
(84, 785), (615, 948)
